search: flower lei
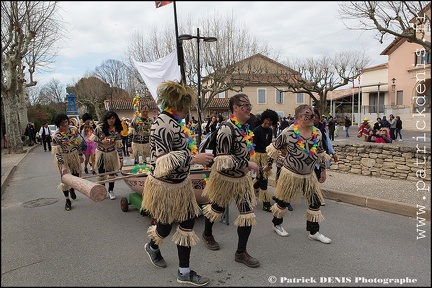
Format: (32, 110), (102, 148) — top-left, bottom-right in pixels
(293, 121), (318, 156)
(101, 127), (117, 142)
(132, 94), (141, 118)
(60, 127), (80, 148)
(164, 108), (197, 155)
(229, 115), (255, 156)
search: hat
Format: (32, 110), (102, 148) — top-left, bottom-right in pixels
(121, 117), (126, 121)
(363, 117), (369, 122)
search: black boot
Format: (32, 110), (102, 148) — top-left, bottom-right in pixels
(263, 202), (271, 212)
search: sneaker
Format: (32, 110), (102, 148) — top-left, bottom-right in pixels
(177, 270), (209, 286)
(69, 188), (76, 200)
(202, 233), (220, 250)
(234, 250), (260, 268)
(84, 167), (89, 174)
(108, 190), (116, 200)
(65, 199), (71, 211)
(398, 139), (402, 141)
(287, 203), (293, 211)
(273, 225), (289, 237)
(321, 202), (326, 206)
(144, 243), (167, 268)
(308, 232), (332, 244)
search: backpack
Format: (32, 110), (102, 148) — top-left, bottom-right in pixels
(198, 121), (235, 160)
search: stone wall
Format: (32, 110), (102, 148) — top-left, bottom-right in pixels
(331, 143), (431, 182)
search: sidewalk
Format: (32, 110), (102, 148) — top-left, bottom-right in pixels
(1, 142), (430, 220)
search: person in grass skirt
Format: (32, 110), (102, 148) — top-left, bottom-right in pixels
(141, 81), (213, 286)
(52, 113), (84, 211)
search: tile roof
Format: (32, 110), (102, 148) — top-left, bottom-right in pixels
(104, 98), (158, 111)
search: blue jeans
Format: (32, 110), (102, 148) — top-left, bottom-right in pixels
(395, 129), (402, 140)
(345, 127), (350, 137)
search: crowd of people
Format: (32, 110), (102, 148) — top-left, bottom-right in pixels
(46, 80), (412, 286)
(356, 114), (403, 143)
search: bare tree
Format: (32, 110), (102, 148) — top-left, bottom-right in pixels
(338, 1), (431, 50)
(258, 51), (370, 115)
(125, 11), (275, 117)
(94, 59), (129, 90)
(1, 1), (61, 153)
(36, 78), (66, 105)
(73, 76), (111, 121)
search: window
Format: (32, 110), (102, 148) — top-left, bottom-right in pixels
(276, 90), (283, 104)
(369, 92), (385, 113)
(415, 50), (431, 65)
(396, 91), (403, 105)
(216, 92), (225, 98)
(258, 89), (266, 104)
(296, 93), (304, 104)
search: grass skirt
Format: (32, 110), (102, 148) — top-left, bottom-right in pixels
(53, 146), (81, 191)
(251, 152), (273, 179)
(142, 175), (201, 225)
(274, 166), (323, 206)
(202, 172), (256, 208)
(94, 150), (120, 172)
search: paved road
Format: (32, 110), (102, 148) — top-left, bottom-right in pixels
(1, 145), (431, 286)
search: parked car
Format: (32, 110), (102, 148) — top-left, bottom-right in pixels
(48, 125), (56, 137)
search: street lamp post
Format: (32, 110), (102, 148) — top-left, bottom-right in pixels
(178, 28), (217, 147)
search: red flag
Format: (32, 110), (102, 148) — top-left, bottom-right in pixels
(155, 1), (172, 8)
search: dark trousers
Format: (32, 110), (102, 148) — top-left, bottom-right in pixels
(121, 136), (129, 156)
(150, 218), (195, 268)
(204, 200), (253, 253)
(42, 137), (51, 151)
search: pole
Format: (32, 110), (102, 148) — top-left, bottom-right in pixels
(173, 2), (186, 84)
(351, 87), (354, 125)
(377, 83), (381, 118)
(196, 27), (203, 147)
(357, 85), (361, 127)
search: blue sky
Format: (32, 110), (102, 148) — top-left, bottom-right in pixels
(35, 1), (393, 88)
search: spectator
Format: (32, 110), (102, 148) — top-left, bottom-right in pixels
(395, 116), (403, 141)
(120, 117), (129, 157)
(24, 123), (36, 146)
(327, 116), (336, 141)
(373, 118), (382, 132)
(343, 116), (351, 137)
(389, 114), (397, 140)
(375, 128), (392, 143)
(381, 115), (390, 129)
(357, 118), (371, 142)
(39, 122), (52, 152)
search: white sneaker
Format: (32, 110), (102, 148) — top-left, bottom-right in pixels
(108, 191), (116, 200)
(273, 225), (289, 237)
(398, 139), (402, 141)
(308, 232), (331, 244)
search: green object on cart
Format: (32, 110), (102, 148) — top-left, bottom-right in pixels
(129, 192), (143, 211)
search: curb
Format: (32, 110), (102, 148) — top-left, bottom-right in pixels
(268, 178), (430, 220)
(1, 166), (18, 194)
(1, 145), (38, 194)
(322, 188), (430, 220)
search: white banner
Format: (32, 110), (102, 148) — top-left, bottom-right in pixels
(133, 51), (181, 101)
